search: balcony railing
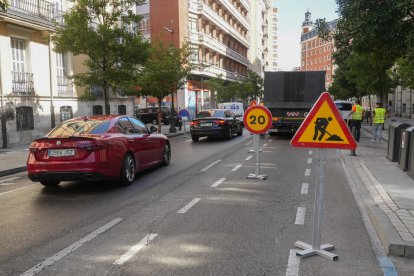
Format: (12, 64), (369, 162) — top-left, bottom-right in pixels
(57, 76), (73, 97)
(12, 71), (35, 95)
(9, 0), (62, 23)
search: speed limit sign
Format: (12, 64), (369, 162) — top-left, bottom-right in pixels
(243, 105), (272, 134)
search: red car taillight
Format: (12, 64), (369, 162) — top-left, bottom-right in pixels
(190, 121), (199, 126)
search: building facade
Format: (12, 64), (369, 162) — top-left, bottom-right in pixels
(267, 7), (278, 72)
(300, 10), (336, 87)
(0, 0), (136, 147)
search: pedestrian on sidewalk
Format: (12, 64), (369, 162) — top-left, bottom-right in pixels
(371, 102), (387, 143)
(347, 99), (363, 142)
(387, 100), (393, 117)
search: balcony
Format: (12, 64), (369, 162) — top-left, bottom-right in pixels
(217, 0), (249, 30)
(12, 71), (35, 95)
(3, 0), (63, 29)
(57, 76), (73, 97)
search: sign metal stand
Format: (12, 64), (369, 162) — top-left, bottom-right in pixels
(247, 134), (267, 180)
(294, 148), (338, 260)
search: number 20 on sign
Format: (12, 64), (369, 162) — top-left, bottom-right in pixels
(243, 105), (272, 134)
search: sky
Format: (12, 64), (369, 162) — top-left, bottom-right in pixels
(273, 0), (338, 71)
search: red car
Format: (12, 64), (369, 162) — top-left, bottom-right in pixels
(27, 115), (171, 187)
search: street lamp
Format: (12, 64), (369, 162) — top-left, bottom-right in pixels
(163, 26), (177, 133)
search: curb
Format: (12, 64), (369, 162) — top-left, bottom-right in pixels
(367, 204), (414, 258)
(0, 166), (27, 178)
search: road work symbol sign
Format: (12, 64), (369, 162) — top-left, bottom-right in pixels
(291, 92), (356, 149)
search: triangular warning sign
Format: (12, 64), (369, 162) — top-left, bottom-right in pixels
(249, 100), (257, 107)
(291, 92), (357, 149)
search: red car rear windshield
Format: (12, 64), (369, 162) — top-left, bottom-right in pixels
(47, 120), (110, 137)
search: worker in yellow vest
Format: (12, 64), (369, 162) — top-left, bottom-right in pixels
(348, 99), (363, 142)
(371, 102), (387, 143)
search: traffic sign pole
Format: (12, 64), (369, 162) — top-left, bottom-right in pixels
(247, 134), (267, 180)
(294, 148), (338, 260)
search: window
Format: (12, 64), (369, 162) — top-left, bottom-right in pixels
(93, 105), (103, 115)
(118, 105), (126, 115)
(403, 104), (406, 113)
(56, 52), (72, 96)
(16, 106), (34, 131)
(117, 117), (136, 134)
(11, 38), (25, 73)
(128, 117), (148, 134)
(60, 106), (73, 122)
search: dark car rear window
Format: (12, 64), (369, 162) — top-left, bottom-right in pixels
(335, 102), (352, 111)
(197, 110), (225, 118)
(47, 120), (110, 137)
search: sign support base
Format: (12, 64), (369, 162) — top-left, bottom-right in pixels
(294, 241), (338, 261)
(247, 173), (267, 180)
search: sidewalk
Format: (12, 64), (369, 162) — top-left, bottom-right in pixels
(342, 117), (414, 258)
(0, 124), (187, 177)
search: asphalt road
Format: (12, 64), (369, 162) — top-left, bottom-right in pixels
(0, 132), (383, 275)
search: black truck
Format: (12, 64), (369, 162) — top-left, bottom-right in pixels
(264, 71), (326, 135)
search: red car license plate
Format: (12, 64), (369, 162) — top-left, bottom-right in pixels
(48, 149), (75, 157)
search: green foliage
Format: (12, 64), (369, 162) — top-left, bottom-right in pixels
(0, 0), (9, 11)
(52, 0), (150, 114)
(206, 70), (263, 104)
(330, 0), (414, 103)
(133, 39), (196, 131)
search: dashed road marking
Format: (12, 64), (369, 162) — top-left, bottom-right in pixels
(307, 158), (312, 164)
(245, 155), (253, 161)
(268, 139), (272, 143)
(0, 184), (34, 196)
(295, 207), (306, 225)
(211, 178), (226, 188)
(285, 249), (300, 276)
(263, 143), (268, 147)
(114, 233), (158, 265)
(245, 140), (253, 146)
(301, 183), (309, 195)
(0, 177), (20, 183)
(200, 160), (221, 172)
(21, 218), (123, 276)
(309, 150), (313, 155)
(231, 164), (242, 172)
(305, 169), (311, 176)
(178, 198), (201, 214)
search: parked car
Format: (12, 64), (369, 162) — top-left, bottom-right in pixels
(334, 100), (353, 124)
(190, 109), (243, 142)
(135, 107), (177, 125)
(27, 115), (171, 187)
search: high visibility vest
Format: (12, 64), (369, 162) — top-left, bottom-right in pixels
(373, 108), (386, 124)
(352, 104), (363, 120)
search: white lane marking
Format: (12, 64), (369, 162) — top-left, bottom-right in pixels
(178, 198), (201, 214)
(285, 249), (300, 276)
(211, 178), (226, 188)
(301, 183), (309, 195)
(263, 143), (268, 147)
(309, 150), (313, 155)
(268, 139), (272, 142)
(114, 233), (158, 265)
(0, 184), (34, 196)
(200, 160), (221, 172)
(304, 169), (311, 176)
(183, 139), (192, 143)
(21, 218), (123, 276)
(0, 177), (20, 183)
(0, 183), (15, 186)
(295, 207), (306, 225)
(307, 158), (312, 164)
(245, 140), (253, 146)
(245, 155), (253, 161)
(231, 164), (242, 172)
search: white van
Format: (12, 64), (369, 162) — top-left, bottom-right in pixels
(334, 100), (353, 123)
(217, 102), (244, 117)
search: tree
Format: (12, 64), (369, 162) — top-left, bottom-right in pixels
(52, 0), (150, 115)
(0, 0), (9, 11)
(133, 39), (196, 132)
